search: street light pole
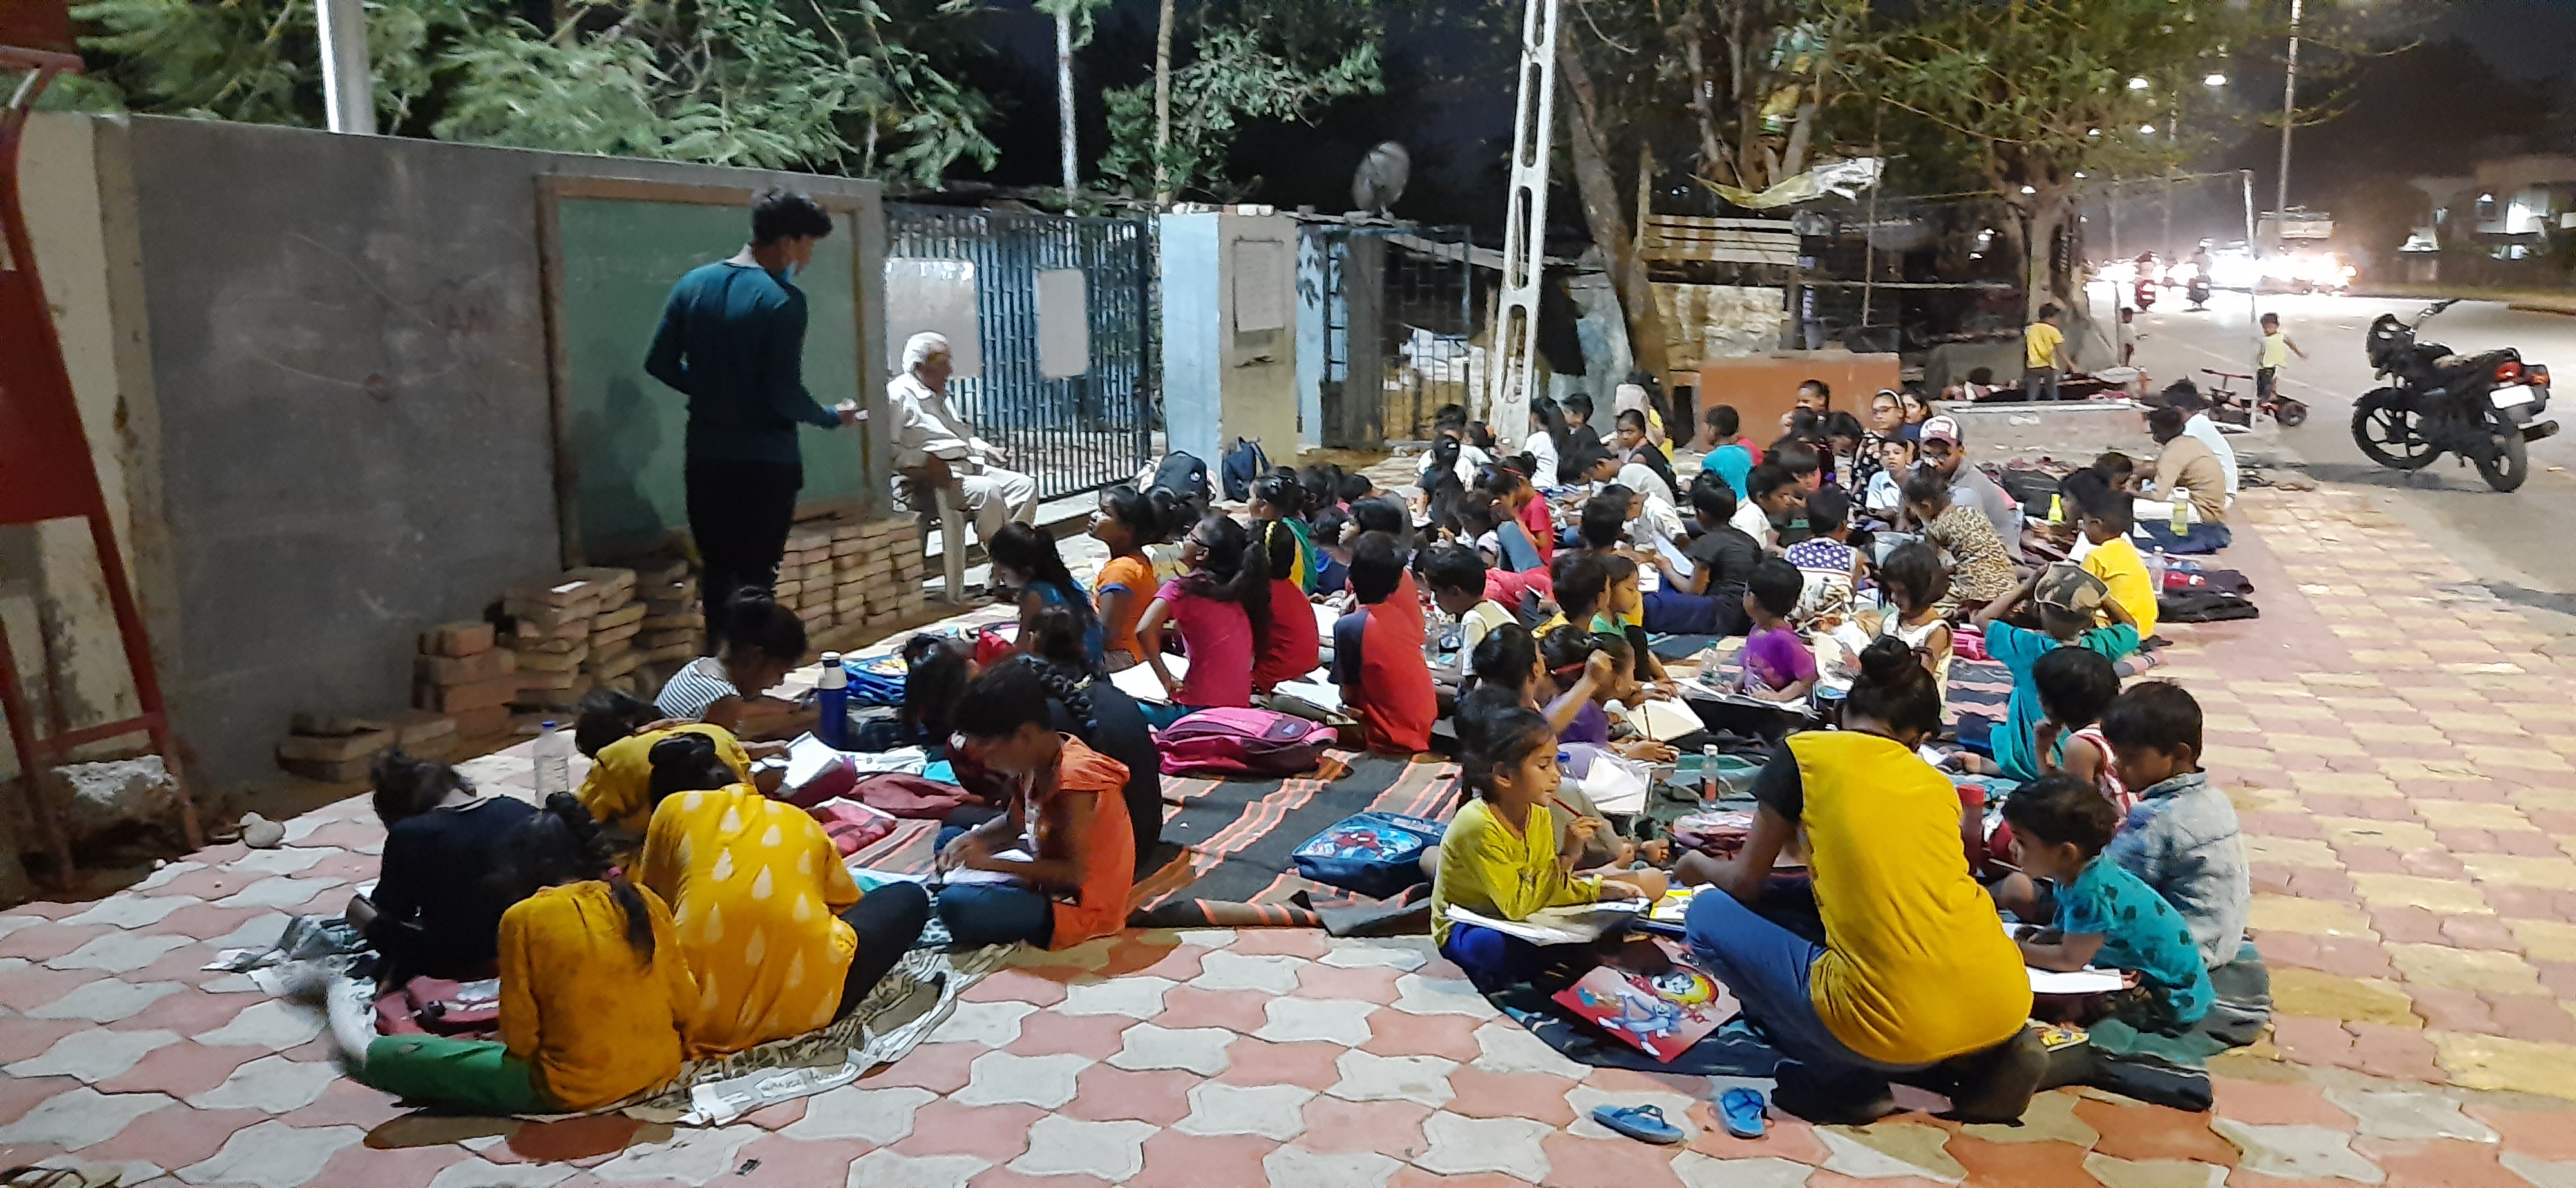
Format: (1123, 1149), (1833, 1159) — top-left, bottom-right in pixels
(2275, 0), (2302, 232)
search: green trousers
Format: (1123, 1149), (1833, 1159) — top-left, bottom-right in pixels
(361, 1034), (554, 1115)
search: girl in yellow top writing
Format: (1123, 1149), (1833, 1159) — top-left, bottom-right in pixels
(341, 795), (695, 1115)
(1431, 705), (1665, 992)
(573, 689), (773, 844)
(638, 734), (930, 1057)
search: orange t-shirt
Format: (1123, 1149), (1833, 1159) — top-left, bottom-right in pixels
(1040, 736), (1137, 948)
(1094, 554), (1157, 665)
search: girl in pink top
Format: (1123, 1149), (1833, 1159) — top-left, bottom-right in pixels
(1135, 514), (1271, 715)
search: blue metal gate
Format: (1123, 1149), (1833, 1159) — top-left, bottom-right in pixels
(884, 205), (1155, 501)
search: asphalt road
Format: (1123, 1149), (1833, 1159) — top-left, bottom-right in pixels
(2099, 284), (2576, 624)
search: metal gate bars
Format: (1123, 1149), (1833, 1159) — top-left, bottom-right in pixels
(884, 205), (1155, 501)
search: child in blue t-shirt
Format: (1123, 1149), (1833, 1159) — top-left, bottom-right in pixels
(1971, 564), (2137, 781)
(2003, 774), (2211, 1033)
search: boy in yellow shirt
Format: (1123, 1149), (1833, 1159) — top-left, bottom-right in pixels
(2023, 304), (2070, 401)
(2065, 472), (2158, 639)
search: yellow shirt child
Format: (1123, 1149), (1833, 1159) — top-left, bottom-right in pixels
(580, 723), (753, 836)
(639, 784), (862, 1057)
(2081, 535), (2159, 640)
(498, 880), (696, 1111)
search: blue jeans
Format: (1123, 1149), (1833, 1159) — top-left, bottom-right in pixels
(938, 883), (1055, 948)
(1439, 921), (1546, 993)
(1684, 888), (1928, 1104)
(1642, 588), (1747, 637)
(2134, 519), (2231, 555)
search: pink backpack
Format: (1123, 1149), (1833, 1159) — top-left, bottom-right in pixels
(1157, 707), (1334, 777)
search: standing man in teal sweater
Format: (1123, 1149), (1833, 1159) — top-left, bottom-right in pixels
(645, 189), (859, 642)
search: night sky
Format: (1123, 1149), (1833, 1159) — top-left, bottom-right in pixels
(961, 0), (2570, 240)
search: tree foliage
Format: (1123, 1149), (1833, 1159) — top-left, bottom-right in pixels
(1097, 0), (1383, 202)
(1858, 0), (2257, 311)
(66, 0), (999, 186)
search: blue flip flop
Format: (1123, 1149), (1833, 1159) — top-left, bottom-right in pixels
(1719, 1086), (1768, 1139)
(1592, 1103), (1685, 1145)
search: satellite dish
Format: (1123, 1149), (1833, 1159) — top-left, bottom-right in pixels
(1350, 142), (1410, 218)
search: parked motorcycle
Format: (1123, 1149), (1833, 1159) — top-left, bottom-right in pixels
(2132, 277), (2158, 312)
(2351, 299), (2558, 492)
(2185, 276), (2212, 309)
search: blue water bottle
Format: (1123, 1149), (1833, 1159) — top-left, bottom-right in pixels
(816, 651), (849, 749)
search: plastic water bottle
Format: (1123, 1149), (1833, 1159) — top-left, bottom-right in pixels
(2168, 486), (2192, 536)
(2148, 548), (2169, 593)
(1700, 743), (1720, 807)
(533, 720), (569, 798)
(817, 651), (849, 750)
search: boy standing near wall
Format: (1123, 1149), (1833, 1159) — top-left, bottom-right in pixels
(2023, 303), (2070, 402)
(645, 189), (860, 642)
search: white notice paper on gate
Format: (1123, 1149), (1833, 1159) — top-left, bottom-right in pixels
(884, 258), (983, 379)
(1036, 268), (1090, 379)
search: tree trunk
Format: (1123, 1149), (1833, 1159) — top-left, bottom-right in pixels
(2023, 195), (2067, 321)
(1556, 37), (1670, 379)
(1152, 0), (1176, 205)
(1679, 10), (1730, 184)
(1779, 90), (1817, 179)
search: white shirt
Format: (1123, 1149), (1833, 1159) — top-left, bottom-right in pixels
(1416, 443), (1492, 486)
(886, 371), (980, 469)
(1628, 496), (1687, 549)
(1616, 461), (1676, 509)
(1526, 432), (1561, 488)
(2181, 412), (2240, 498)
(1730, 499), (1776, 551)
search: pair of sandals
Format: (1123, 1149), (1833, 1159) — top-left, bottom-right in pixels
(1591, 1087), (1768, 1145)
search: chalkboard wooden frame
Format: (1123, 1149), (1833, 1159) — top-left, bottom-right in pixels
(533, 175), (879, 567)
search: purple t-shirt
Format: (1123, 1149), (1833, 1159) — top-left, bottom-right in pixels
(1155, 579), (1254, 708)
(1557, 700), (1611, 746)
(1739, 624), (1817, 695)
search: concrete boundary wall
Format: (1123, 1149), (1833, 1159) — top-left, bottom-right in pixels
(17, 114), (887, 792)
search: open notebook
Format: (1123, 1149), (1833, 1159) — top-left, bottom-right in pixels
(1109, 653), (1187, 704)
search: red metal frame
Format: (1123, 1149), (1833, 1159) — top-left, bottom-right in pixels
(0, 48), (203, 881)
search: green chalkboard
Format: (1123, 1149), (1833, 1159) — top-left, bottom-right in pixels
(553, 196), (868, 556)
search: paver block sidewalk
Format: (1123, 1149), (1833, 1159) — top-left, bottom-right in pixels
(0, 483), (2571, 1186)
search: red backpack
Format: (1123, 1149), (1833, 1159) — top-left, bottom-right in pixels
(1157, 707), (1335, 777)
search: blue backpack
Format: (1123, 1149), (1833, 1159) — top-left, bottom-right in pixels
(1220, 437), (1269, 501)
(1292, 811), (1447, 898)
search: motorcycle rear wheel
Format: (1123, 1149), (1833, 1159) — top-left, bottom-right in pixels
(2351, 390), (2438, 470)
(2275, 399), (2309, 428)
(2474, 421), (2530, 492)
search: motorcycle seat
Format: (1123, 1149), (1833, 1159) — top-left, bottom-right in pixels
(2432, 349), (2517, 381)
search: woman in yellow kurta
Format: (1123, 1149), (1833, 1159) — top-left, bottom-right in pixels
(348, 795), (695, 1115)
(637, 733), (929, 1056)
(1682, 640), (2038, 1126)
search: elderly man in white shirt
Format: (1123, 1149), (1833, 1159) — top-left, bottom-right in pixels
(887, 333), (1037, 586)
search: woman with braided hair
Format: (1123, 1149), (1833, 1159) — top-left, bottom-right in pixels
(986, 622), (1164, 873)
(341, 794), (694, 1114)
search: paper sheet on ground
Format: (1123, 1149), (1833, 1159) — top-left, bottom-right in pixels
(1111, 653), (1186, 703)
(1446, 899), (1645, 946)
